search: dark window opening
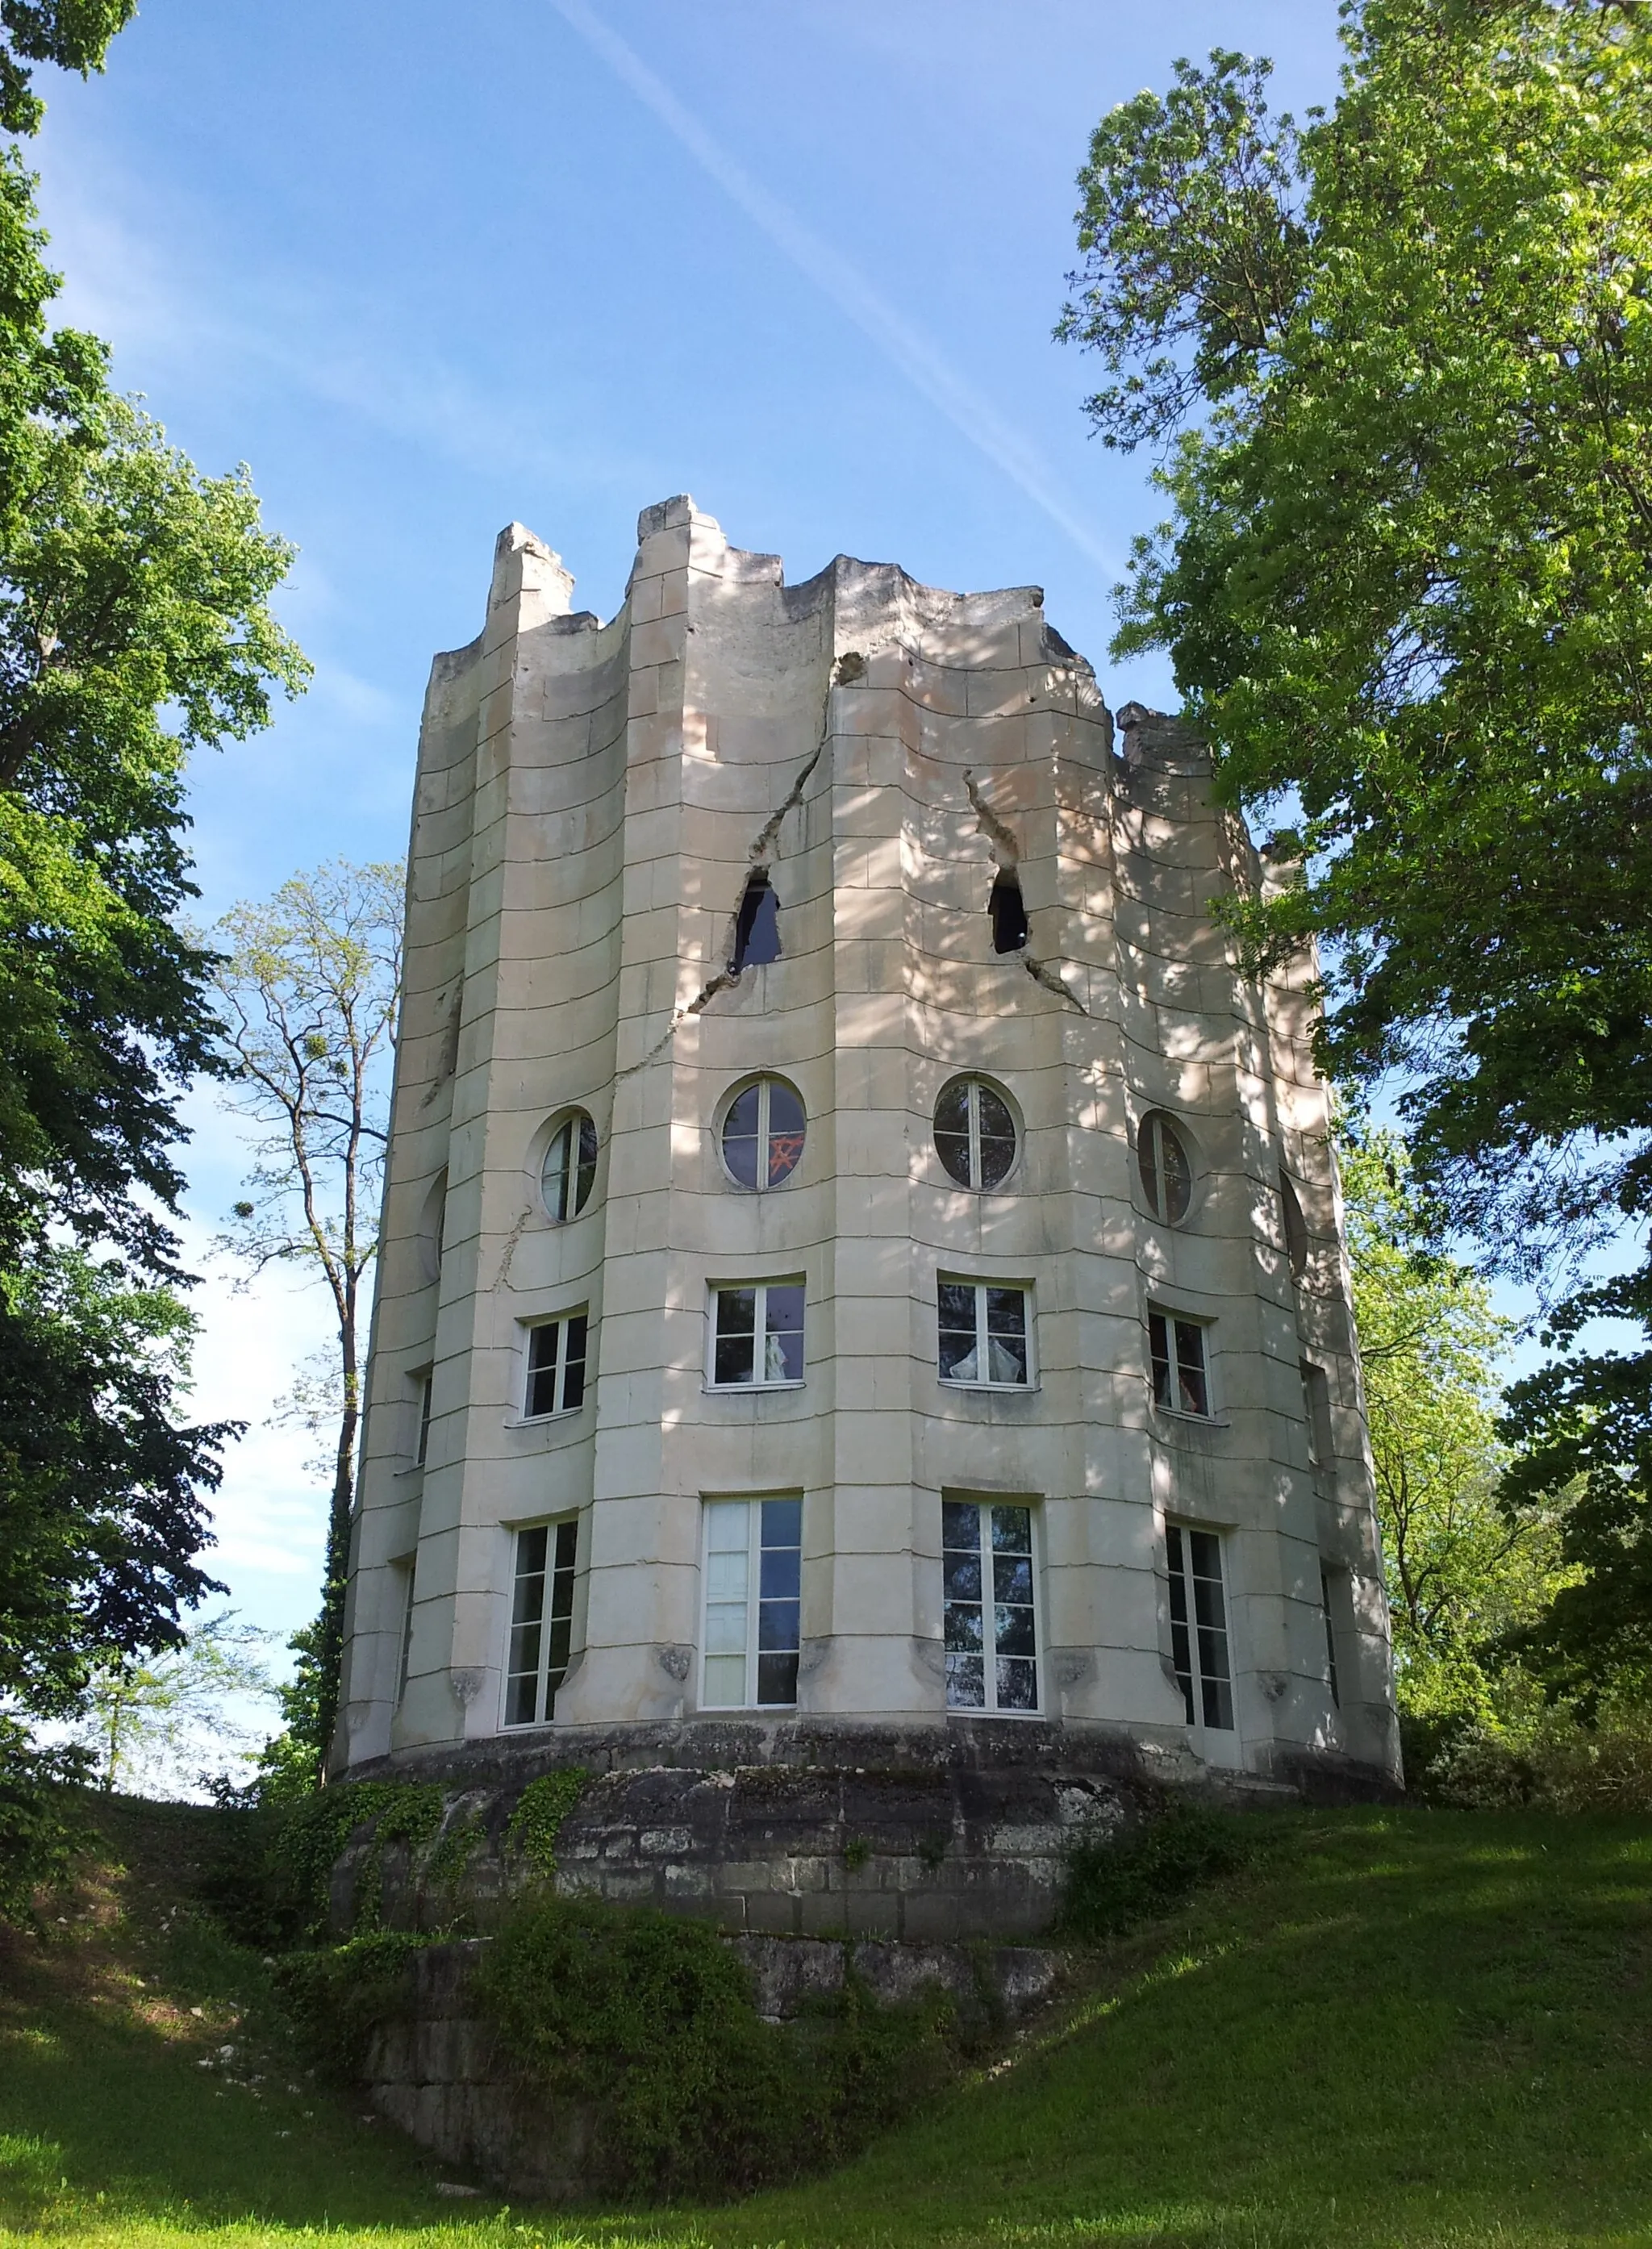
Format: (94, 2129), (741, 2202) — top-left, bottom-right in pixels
(1281, 1172), (1309, 1278)
(989, 870), (1028, 953)
(732, 870), (782, 970)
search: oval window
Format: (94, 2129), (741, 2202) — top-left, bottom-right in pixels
(1137, 1112), (1193, 1224)
(721, 1076), (806, 1189)
(541, 1109), (598, 1221)
(934, 1076), (1018, 1190)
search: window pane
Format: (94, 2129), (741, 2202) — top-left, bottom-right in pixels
(757, 1651), (799, 1705)
(507, 1673), (540, 1726)
(706, 1501), (749, 1551)
(761, 1496), (803, 1550)
(543, 1120), (573, 1220)
(943, 1547), (982, 1604)
(938, 1283), (978, 1381)
(705, 1604), (748, 1655)
(759, 1543), (801, 1600)
(944, 1600), (984, 1651)
(713, 1288), (757, 1384)
(1174, 1321), (1209, 1416)
(1149, 1312), (1172, 1409)
(991, 1506), (1032, 1554)
(985, 1288), (1028, 1383)
(765, 1082), (806, 1185)
(994, 1554), (1033, 1610)
(934, 1080), (972, 1186)
(1137, 1122), (1162, 1217)
(946, 1651), (986, 1708)
(941, 1499), (980, 1550)
(562, 1313), (588, 1412)
(526, 1323), (561, 1417)
(703, 1653), (746, 1705)
(706, 1550), (749, 1602)
(574, 1115), (598, 1213)
(757, 1600), (800, 1656)
(1161, 1123), (1192, 1223)
(722, 1085), (761, 1187)
(994, 1601), (1037, 1659)
(996, 1657), (1038, 1710)
(761, 1284), (805, 1382)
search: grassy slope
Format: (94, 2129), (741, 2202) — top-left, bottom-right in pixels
(2, 1799), (1650, 2249)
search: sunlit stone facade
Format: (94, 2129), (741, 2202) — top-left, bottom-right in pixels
(336, 497), (1400, 1792)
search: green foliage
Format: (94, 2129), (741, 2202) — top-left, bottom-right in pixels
(0, 1721), (85, 1916)
(239, 1780), (445, 1946)
(1055, 1804), (1256, 1942)
(71, 1613), (275, 1797)
(1340, 1128), (1575, 1752)
(503, 1767), (588, 1873)
(0, 2), (135, 136)
(474, 1894), (958, 2202)
(0, 1247), (236, 1727)
(1062, 6), (1652, 1644)
(1428, 1700), (1652, 1812)
(272, 1929), (433, 2083)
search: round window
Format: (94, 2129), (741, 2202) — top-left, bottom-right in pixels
(541, 1109), (598, 1221)
(934, 1076), (1018, 1190)
(1137, 1112), (1193, 1224)
(721, 1076), (806, 1189)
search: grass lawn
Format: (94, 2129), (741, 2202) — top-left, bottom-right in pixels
(2, 1796), (1650, 2248)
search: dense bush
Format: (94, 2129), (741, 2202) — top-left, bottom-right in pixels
(273, 1928), (435, 2080)
(1426, 1705), (1652, 1812)
(1056, 1805), (1257, 1942)
(473, 1895), (958, 2201)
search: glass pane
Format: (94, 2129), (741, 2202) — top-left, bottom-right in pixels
(940, 1335), (979, 1382)
(941, 1499), (981, 1550)
(526, 1325), (560, 1417)
(761, 1496), (803, 1549)
(722, 1085), (761, 1188)
(994, 1603), (1036, 1658)
(703, 1653), (746, 1706)
(1202, 1675), (1234, 1730)
(761, 1285), (805, 1383)
(706, 1550), (749, 1602)
(1137, 1122), (1162, 1216)
(1175, 1322), (1208, 1416)
(938, 1281), (976, 1327)
(978, 1087), (1016, 1188)
(1189, 1529), (1223, 1584)
(765, 1082), (806, 1184)
(945, 1651), (985, 1708)
(1161, 1122), (1192, 1223)
(943, 1549), (982, 1604)
(994, 1555), (1033, 1609)
(944, 1601), (984, 1652)
(1149, 1313), (1172, 1409)
(717, 1287), (756, 1335)
(706, 1500), (749, 1551)
(507, 1621), (542, 1676)
(757, 1599), (799, 1654)
(705, 1603), (748, 1655)
(935, 1079), (973, 1186)
(991, 1506), (1032, 1553)
(506, 1672), (540, 1726)
(543, 1120), (573, 1220)
(515, 1524), (549, 1580)
(986, 1288), (1026, 1340)
(996, 1656), (1038, 1711)
(1166, 1523), (1185, 1579)
(759, 1544), (801, 1600)
(986, 1332), (1027, 1384)
(574, 1114), (598, 1214)
(757, 1650), (799, 1705)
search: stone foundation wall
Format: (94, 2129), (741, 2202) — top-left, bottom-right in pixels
(366, 1934), (1063, 2198)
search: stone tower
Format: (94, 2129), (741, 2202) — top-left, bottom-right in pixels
(337, 496), (1400, 1796)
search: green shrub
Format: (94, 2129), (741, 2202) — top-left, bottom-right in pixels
(0, 1728), (87, 1922)
(504, 1767), (589, 1872)
(1431, 1704), (1652, 1811)
(273, 1928), (435, 2080)
(473, 1894), (957, 2201)
(200, 1780), (449, 1946)
(1056, 1805), (1256, 1942)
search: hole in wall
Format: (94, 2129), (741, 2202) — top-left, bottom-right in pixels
(989, 870), (1028, 954)
(731, 870), (782, 970)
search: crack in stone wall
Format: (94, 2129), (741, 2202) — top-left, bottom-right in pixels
(1022, 951), (1089, 1014)
(963, 770), (1021, 868)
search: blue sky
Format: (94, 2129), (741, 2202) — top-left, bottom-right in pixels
(31, 2), (1348, 1650)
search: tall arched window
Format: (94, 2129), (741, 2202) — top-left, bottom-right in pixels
(1137, 1112), (1193, 1224)
(934, 1076), (1019, 1190)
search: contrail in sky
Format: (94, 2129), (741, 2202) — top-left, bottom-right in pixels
(547, 0), (1116, 574)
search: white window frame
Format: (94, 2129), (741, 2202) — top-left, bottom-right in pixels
(699, 1495), (803, 1710)
(1165, 1518), (1236, 1733)
(523, 1310), (590, 1421)
(541, 1109), (598, 1223)
(941, 1496), (1042, 1716)
(937, 1278), (1036, 1391)
(719, 1075), (807, 1191)
(706, 1279), (806, 1389)
(933, 1075), (1019, 1191)
(502, 1517), (580, 1728)
(1149, 1307), (1213, 1417)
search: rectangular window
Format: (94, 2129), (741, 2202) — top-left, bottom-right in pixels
(942, 1499), (1040, 1713)
(415, 1373), (433, 1467)
(701, 1496), (802, 1708)
(504, 1519), (578, 1726)
(1149, 1310), (1210, 1416)
(1300, 1360), (1333, 1467)
(709, 1282), (804, 1387)
(1320, 1566), (1341, 1707)
(394, 1562), (416, 1704)
(937, 1280), (1031, 1387)
(525, 1312), (588, 1418)
(1166, 1521), (1234, 1730)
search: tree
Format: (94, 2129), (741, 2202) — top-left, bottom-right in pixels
(75, 1611), (275, 1796)
(1342, 1129), (1571, 1755)
(1060, 1), (1652, 1690)
(0, 1), (304, 1898)
(214, 862), (403, 1781)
